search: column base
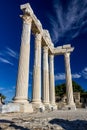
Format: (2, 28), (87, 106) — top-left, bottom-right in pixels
(19, 103), (33, 113)
(43, 102), (52, 111)
(43, 101), (49, 105)
(62, 103), (76, 110)
(50, 103), (57, 110)
(32, 99), (41, 104)
(32, 102), (45, 112)
(13, 98), (29, 104)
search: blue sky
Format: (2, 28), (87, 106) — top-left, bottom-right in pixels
(0, 0), (87, 101)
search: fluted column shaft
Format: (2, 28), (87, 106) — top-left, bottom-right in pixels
(64, 53), (75, 105)
(49, 55), (56, 105)
(42, 46), (49, 104)
(32, 33), (42, 104)
(14, 15), (32, 103)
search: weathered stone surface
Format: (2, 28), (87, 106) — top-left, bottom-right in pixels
(42, 46), (50, 105)
(0, 109), (87, 130)
(20, 3), (74, 55)
(12, 2), (75, 114)
(64, 53), (76, 109)
(49, 55), (56, 106)
(63, 44), (71, 48)
(0, 103), (33, 113)
(0, 103), (20, 113)
(32, 33), (42, 104)
(13, 14), (32, 104)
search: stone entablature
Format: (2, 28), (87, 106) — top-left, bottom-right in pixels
(20, 3), (74, 55)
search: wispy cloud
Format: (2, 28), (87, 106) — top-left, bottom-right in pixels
(4, 89), (13, 94)
(55, 73), (81, 80)
(47, 0), (87, 43)
(82, 67), (87, 79)
(55, 67), (87, 81)
(72, 73), (81, 79)
(0, 57), (13, 66)
(0, 87), (5, 91)
(0, 47), (19, 66)
(55, 73), (65, 80)
(6, 47), (18, 59)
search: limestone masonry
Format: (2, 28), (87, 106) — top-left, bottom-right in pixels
(1, 3), (76, 113)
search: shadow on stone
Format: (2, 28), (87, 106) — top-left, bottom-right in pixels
(0, 119), (30, 130)
(49, 118), (87, 130)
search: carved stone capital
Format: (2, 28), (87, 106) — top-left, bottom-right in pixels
(64, 52), (70, 59)
(49, 54), (54, 59)
(43, 46), (48, 53)
(20, 15), (32, 24)
(20, 3), (33, 15)
(35, 33), (42, 42)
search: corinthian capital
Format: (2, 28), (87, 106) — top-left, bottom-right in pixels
(43, 46), (48, 53)
(20, 15), (32, 24)
(49, 54), (54, 61)
(64, 52), (70, 59)
(35, 33), (42, 42)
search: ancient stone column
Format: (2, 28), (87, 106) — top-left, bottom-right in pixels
(49, 54), (56, 106)
(14, 15), (32, 103)
(32, 33), (42, 104)
(64, 52), (76, 108)
(42, 46), (49, 105)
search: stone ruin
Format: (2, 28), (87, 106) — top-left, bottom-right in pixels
(0, 3), (76, 113)
(56, 92), (87, 109)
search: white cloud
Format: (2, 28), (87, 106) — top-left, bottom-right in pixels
(55, 73), (81, 80)
(83, 67), (87, 71)
(72, 73), (81, 79)
(0, 57), (14, 66)
(54, 67), (87, 80)
(55, 73), (65, 80)
(82, 67), (87, 79)
(6, 47), (18, 59)
(4, 89), (13, 94)
(0, 47), (18, 66)
(47, 0), (87, 44)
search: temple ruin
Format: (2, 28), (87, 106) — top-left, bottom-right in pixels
(0, 3), (76, 113)
(12, 3), (76, 112)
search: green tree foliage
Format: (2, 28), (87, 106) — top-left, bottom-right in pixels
(80, 91), (87, 98)
(55, 83), (66, 96)
(72, 81), (84, 93)
(0, 93), (6, 100)
(55, 80), (85, 97)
